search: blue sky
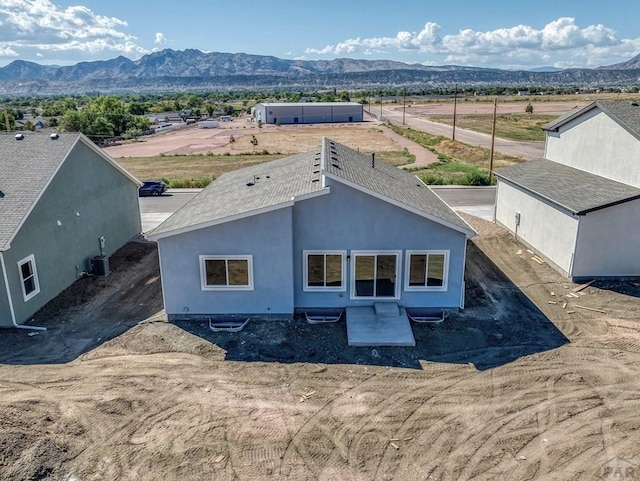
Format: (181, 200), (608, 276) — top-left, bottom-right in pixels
(0, 0), (639, 69)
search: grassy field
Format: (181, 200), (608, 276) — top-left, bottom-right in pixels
(387, 124), (522, 185)
(118, 153), (286, 187)
(428, 113), (558, 141)
(118, 149), (413, 188)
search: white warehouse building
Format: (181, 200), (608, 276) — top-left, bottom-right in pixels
(252, 102), (363, 125)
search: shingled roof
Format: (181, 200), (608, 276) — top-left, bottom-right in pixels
(321, 138), (474, 235)
(149, 138), (475, 239)
(543, 101), (640, 140)
(494, 158), (640, 215)
(149, 150), (325, 238)
(0, 132), (139, 251)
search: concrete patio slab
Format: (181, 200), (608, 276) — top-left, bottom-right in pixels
(346, 305), (416, 347)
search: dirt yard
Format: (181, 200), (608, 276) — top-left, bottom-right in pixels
(1, 218), (640, 480)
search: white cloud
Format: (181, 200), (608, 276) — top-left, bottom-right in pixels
(0, 45), (18, 57)
(305, 17), (636, 68)
(154, 32), (165, 45)
(0, 0), (148, 63)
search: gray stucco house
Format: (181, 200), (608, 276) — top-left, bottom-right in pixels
(494, 101), (640, 280)
(0, 132), (142, 328)
(148, 138), (475, 332)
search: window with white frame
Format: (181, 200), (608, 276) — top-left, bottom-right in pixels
(404, 250), (449, 291)
(303, 251), (346, 291)
(18, 254), (40, 301)
(200, 255), (253, 290)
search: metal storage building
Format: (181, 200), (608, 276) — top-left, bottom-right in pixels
(252, 102), (363, 125)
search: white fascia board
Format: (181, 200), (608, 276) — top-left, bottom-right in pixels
(147, 200), (295, 241)
(80, 135), (143, 186)
(323, 171), (476, 238)
(291, 187), (330, 203)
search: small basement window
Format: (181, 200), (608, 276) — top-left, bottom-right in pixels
(405, 250), (449, 291)
(18, 254), (40, 301)
(303, 251), (346, 291)
(200, 255), (253, 291)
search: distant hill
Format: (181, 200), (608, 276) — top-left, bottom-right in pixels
(598, 53), (640, 70)
(0, 49), (639, 95)
(527, 66), (564, 73)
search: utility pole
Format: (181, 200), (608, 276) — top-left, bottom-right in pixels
(489, 97), (498, 184)
(452, 84), (458, 141)
(402, 87), (406, 125)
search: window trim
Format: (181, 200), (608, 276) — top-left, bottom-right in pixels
(199, 255), (254, 291)
(404, 250), (449, 292)
(350, 250), (402, 300)
(302, 250), (347, 292)
(18, 254), (40, 302)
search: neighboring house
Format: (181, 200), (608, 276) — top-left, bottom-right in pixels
(494, 101), (640, 280)
(0, 132), (142, 328)
(252, 102), (363, 125)
(148, 138), (475, 326)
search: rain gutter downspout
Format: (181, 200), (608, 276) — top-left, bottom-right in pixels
(0, 251), (47, 331)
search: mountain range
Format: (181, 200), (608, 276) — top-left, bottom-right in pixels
(0, 49), (639, 95)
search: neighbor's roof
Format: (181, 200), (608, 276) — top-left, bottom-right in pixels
(149, 138), (475, 239)
(0, 132), (139, 251)
(543, 101), (640, 140)
(495, 158), (640, 215)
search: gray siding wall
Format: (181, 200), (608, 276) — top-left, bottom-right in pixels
(1, 141), (141, 326)
(572, 199), (640, 278)
(545, 109), (640, 188)
(158, 208), (294, 318)
(292, 181), (467, 309)
(495, 180), (578, 276)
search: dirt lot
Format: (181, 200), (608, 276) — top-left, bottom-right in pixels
(1, 215), (639, 480)
(105, 119), (403, 158)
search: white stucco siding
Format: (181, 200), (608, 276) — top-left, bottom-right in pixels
(495, 180), (578, 275)
(572, 199), (640, 278)
(545, 108), (640, 188)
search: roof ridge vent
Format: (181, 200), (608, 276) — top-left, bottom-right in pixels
(14, 133), (24, 140)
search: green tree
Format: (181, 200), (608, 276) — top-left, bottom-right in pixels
(205, 103), (215, 117)
(128, 102), (147, 115)
(60, 110), (86, 133)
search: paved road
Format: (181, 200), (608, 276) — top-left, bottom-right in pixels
(372, 107), (545, 160)
(139, 187), (496, 233)
(139, 192), (195, 233)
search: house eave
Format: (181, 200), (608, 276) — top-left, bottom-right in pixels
(147, 186), (329, 241)
(494, 174), (640, 216)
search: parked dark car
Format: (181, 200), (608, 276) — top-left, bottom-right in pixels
(138, 180), (168, 196)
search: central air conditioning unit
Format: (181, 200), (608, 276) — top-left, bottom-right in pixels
(91, 255), (110, 277)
